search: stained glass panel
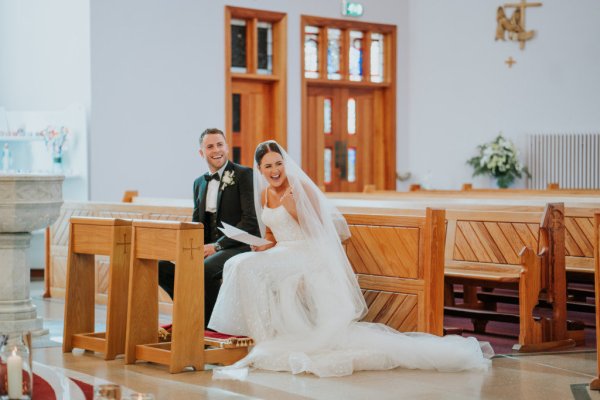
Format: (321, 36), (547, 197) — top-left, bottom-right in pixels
(304, 26), (319, 79)
(324, 148), (332, 184)
(257, 22), (273, 74)
(348, 148), (356, 182)
(327, 28), (341, 80)
(324, 98), (332, 134)
(370, 33), (384, 83)
(231, 19), (247, 73)
(347, 98), (356, 135)
(349, 31), (363, 81)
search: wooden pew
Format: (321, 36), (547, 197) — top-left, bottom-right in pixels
(124, 192), (598, 330)
(124, 190), (600, 269)
(48, 202), (448, 338)
(443, 204), (573, 351)
(336, 200), (580, 349)
(398, 185), (600, 195)
(343, 208), (446, 335)
(331, 198), (599, 276)
(462, 182), (560, 191)
(330, 189), (600, 202)
(47, 198), (590, 349)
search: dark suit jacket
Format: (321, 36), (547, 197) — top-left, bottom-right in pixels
(192, 161), (259, 249)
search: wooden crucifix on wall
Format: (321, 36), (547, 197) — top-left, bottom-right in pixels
(495, 0), (542, 50)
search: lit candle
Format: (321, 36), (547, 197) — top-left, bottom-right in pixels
(7, 347), (23, 399)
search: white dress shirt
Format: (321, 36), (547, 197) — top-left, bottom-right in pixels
(205, 161), (228, 213)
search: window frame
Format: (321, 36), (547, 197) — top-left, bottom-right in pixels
(224, 6), (287, 151)
(300, 15), (397, 190)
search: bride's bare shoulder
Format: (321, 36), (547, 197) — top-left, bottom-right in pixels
(261, 187), (273, 207)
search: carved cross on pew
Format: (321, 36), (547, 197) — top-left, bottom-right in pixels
(183, 238), (202, 260)
(116, 233), (130, 254)
(503, 0), (542, 50)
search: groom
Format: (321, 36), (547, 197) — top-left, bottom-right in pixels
(158, 128), (259, 325)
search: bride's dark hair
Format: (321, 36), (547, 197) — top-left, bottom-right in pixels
(254, 141), (283, 166)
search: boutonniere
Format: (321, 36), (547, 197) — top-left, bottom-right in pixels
(221, 170), (236, 191)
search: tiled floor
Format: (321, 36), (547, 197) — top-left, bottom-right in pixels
(30, 281), (600, 400)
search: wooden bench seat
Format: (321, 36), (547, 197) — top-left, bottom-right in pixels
(445, 263), (521, 283)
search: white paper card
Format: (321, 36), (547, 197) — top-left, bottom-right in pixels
(218, 222), (272, 246)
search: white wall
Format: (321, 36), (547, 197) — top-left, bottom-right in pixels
(407, 0), (600, 189)
(0, 0), (90, 114)
(89, 0), (408, 201)
(4, 0), (600, 201)
(0, 0), (90, 269)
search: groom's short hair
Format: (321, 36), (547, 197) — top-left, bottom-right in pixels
(199, 128), (226, 146)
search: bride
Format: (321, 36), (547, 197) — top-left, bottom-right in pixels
(208, 140), (493, 379)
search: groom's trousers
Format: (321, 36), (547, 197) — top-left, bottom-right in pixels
(158, 246), (248, 327)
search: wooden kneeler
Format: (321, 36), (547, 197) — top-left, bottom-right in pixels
(63, 217), (132, 360)
(124, 220), (249, 373)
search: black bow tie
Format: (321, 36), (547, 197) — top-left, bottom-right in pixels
(205, 172), (220, 182)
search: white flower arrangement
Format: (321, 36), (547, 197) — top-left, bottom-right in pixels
(467, 134), (531, 188)
(221, 170), (236, 190)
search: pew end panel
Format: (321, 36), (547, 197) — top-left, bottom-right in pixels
(513, 247), (575, 353)
(343, 208), (446, 336)
(590, 213), (600, 390)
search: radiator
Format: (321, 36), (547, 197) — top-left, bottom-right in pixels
(527, 133), (600, 189)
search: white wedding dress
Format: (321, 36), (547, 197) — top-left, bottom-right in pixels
(208, 205), (493, 379)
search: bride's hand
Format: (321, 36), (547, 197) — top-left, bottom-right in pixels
(280, 186), (299, 222)
(280, 186), (294, 208)
(252, 243), (275, 252)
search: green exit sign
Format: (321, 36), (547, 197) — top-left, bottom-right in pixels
(342, 0), (364, 17)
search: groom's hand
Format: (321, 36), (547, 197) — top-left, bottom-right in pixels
(204, 244), (217, 258)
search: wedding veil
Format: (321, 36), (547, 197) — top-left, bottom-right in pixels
(252, 141), (368, 323)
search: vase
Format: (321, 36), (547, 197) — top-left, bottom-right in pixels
(495, 175), (512, 189)
(0, 333), (32, 400)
